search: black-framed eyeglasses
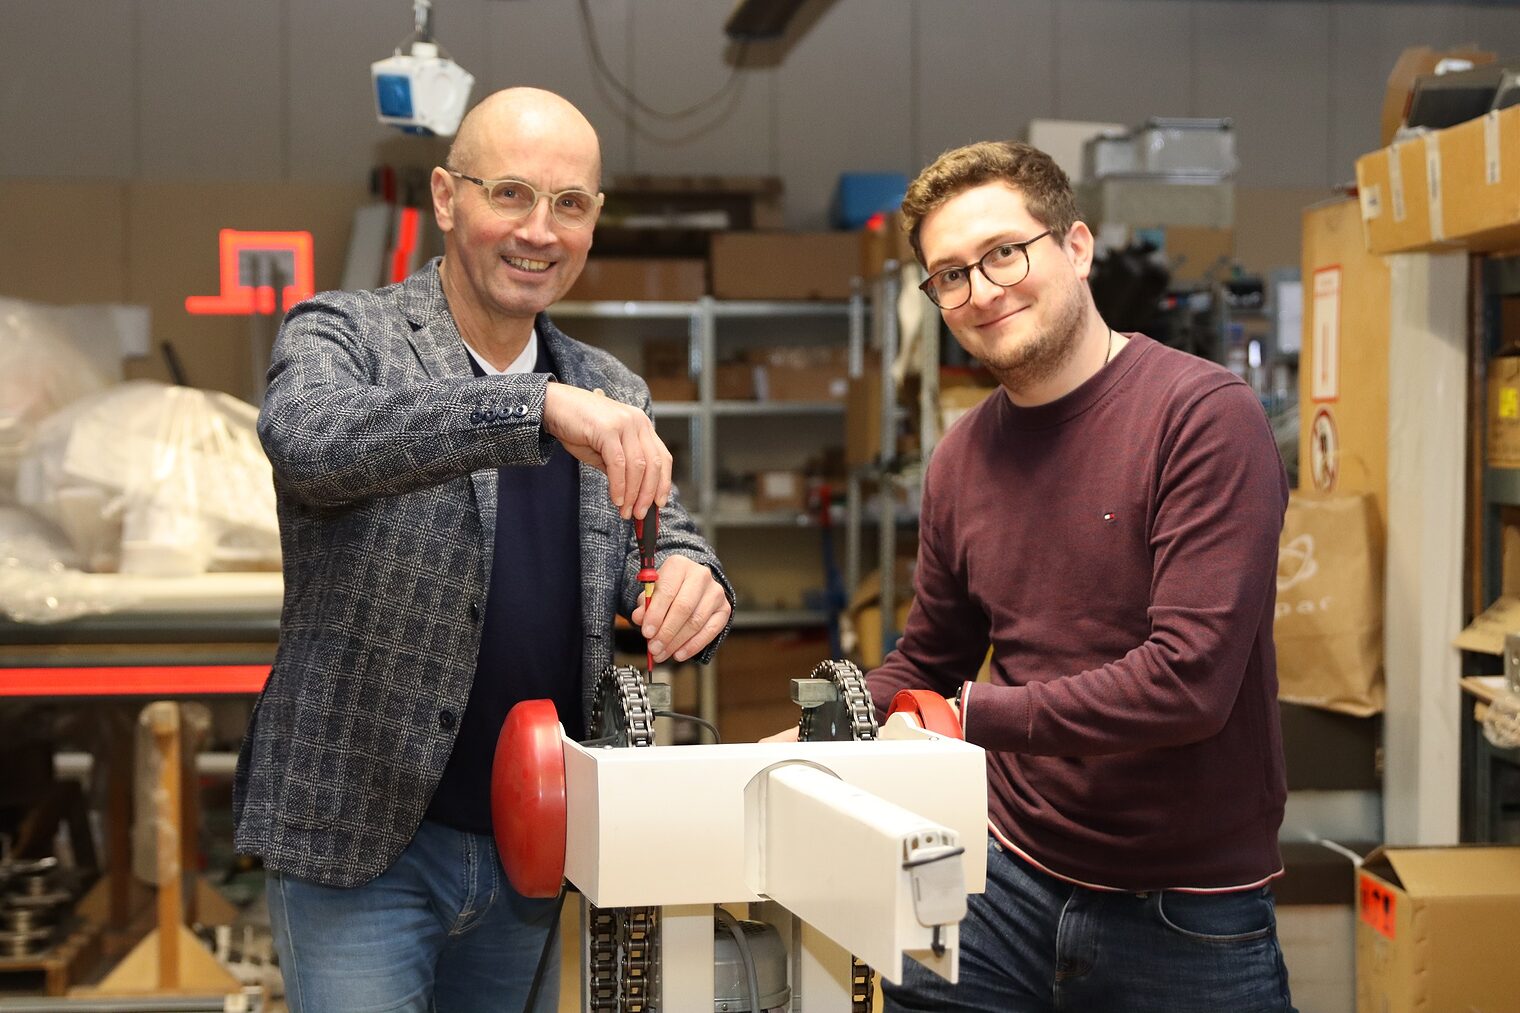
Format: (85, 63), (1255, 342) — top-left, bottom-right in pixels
(918, 230), (1052, 309)
(444, 168), (605, 229)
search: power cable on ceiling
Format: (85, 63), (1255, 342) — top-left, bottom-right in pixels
(576, 0), (751, 145)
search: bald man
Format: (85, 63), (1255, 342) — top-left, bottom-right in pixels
(234, 88), (733, 1012)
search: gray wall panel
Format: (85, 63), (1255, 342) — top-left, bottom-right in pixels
(775, 0), (914, 228)
(138, 0), (284, 180)
(627, 0), (773, 178)
(1327, 3), (1479, 182)
(0, 0), (137, 178)
(488, 0), (636, 177)
(1053, 0), (1193, 125)
(913, 0), (1057, 167)
(1193, 2), (1330, 187)
(3, 1), (1517, 212)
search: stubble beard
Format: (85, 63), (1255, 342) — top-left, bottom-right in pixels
(976, 278), (1087, 395)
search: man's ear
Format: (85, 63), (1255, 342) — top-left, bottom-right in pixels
(1063, 220), (1096, 281)
(430, 167), (456, 233)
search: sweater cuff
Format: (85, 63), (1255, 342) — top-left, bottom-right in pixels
(959, 680), (1031, 751)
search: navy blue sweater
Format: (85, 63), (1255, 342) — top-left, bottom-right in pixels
(426, 340), (583, 834)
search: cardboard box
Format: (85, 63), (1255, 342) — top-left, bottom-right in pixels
(1357, 103), (1520, 256)
(564, 257), (707, 302)
(859, 211), (918, 280)
(711, 232), (859, 300)
(1379, 46), (1496, 148)
(846, 366), (887, 468)
(939, 383), (998, 437)
(646, 375), (697, 402)
(1153, 225), (1235, 284)
(1299, 199), (1391, 539)
(1455, 508), (1520, 655)
(1488, 355), (1520, 468)
(752, 346), (850, 402)
(752, 470), (808, 514)
(849, 561), (915, 668)
(718, 701), (802, 744)
(1355, 845), (1520, 1013)
(715, 361), (759, 400)
(718, 629), (833, 709)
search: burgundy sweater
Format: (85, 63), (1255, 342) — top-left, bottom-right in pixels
(868, 335), (1289, 892)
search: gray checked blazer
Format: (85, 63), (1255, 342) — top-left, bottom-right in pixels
(232, 259), (732, 887)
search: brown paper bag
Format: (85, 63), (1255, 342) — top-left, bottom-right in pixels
(1274, 492), (1384, 716)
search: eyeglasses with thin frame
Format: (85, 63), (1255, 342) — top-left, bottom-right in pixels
(444, 168), (605, 230)
(919, 230), (1053, 310)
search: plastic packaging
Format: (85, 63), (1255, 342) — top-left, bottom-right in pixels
(0, 297), (118, 502)
(16, 380), (279, 577)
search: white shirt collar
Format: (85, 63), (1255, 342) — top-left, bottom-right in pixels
(463, 329), (539, 376)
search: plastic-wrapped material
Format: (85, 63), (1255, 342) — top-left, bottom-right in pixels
(0, 298), (119, 502)
(16, 380), (279, 577)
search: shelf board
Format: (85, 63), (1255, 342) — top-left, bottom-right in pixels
(550, 300), (701, 318)
(714, 510), (814, 528)
(713, 400), (845, 416)
(731, 608), (831, 629)
(712, 301), (852, 318)
(652, 402), (700, 419)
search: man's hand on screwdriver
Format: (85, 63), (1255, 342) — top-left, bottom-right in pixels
(542, 382), (671, 520)
(630, 555), (732, 663)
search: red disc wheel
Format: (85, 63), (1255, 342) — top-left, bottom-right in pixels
(491, 699), (567, 898)
(887, 689), (963, 739)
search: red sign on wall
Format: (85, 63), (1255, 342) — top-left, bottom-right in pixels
(185, 229), (315, 315)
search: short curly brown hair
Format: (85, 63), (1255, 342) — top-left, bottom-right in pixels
(901, 140), (1078, 264)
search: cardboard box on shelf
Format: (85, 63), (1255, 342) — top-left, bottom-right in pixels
(846, 365), (888, 468)
(1356, 103), (1520, 256)
(1355, 845), (1520, 1013)
(1487, 354), (1520, 469)
(564, 257), (707, 302)
(646, 376), (697, 402)
(752, 470), (808, 514)
(1455, 507), (1520, 655)
(719, 702), (802, 744)
(1379, 46), (1495, 148)
(849, 561), (915, 668)
(711, 232), (859, 301)
(859, 211), (918, 281)
(715, 361), (760, 400)
(939, 382), (998, 437)
(1153, 225), (1235, 284)
(718, 629), (834, 710)
(752, 345), (850, 402)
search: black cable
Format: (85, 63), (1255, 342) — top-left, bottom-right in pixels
(521, 881), (569, 1013)
(576, 0), (747, 121)
(653, 709), (721, 744)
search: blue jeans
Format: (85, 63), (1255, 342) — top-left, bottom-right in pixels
(884, 835), (1295, 1013)
(267, 819), (561, 1013)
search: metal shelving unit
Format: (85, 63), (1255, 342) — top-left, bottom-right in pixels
(843, 263), (942, 664)
(551, 292), (867, 722)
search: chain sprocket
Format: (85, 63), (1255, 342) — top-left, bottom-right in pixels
(797, 658), (877, 1012)
(798, 659), (878, 743)
(588, 664), (655, 748)
(586, 664), (659, 1012)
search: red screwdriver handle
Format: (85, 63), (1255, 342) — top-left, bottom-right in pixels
(634, 511), (659, 584)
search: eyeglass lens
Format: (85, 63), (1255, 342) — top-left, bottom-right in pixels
(487, 180), (598, 228)
(926, 243), (1033, 309)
